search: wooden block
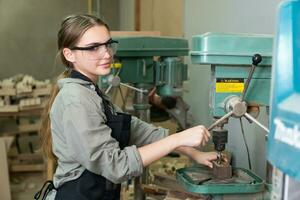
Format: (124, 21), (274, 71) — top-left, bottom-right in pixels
(19, 97), (42, 110)
(165, 190), (204, 200)
(10, 163), (45, 172)
(0, 88), (16, 96)
(212, 161), (232, 180)
(4, 96), (10, 104)
(8, 152), (43, 162)
(18, 122), (41, 132)
(0, 105), (19, 113)
(2, 123), (40, 137)
(0, 138), (12, 200)
(141, 184), (167, 195)
(2, 136), (15, 151)
(16, 86), (32, 95)
(33, 86), (52, 97)
(0, 99), (4, 107)
(19, 104), (43, 111)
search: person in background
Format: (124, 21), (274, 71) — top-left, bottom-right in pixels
(35, 14), (217, 200)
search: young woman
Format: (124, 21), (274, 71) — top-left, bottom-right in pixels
(35, 14), (217, 200)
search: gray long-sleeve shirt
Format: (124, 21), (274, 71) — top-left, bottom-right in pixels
(46, 78), (168, 199)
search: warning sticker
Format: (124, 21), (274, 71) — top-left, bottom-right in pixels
(216, 78), (244, 93)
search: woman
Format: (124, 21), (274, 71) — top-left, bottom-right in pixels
(35, 14), (217, 200)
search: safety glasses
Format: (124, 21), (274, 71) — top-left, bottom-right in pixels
(71, 39), (118, 60)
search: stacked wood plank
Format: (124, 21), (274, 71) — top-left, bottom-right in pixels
(0, 75), (52, 177)
(0, 74), (52, 113)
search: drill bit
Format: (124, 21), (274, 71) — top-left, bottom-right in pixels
(217, 151), (222, 164)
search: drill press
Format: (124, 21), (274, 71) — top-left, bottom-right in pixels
(177, 32), (273, 197)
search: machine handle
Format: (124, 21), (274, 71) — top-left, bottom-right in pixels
(208, 111), (233, 131)
(244, 112), (269, 133)
(252, 53), (262, 66)
(240, 54), (262, 102)
(120, 83), (148, 93)
(104, 67), (122, 94)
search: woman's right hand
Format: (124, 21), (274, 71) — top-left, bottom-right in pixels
(138, 125), (211, 167)
(177, 125), (211, 147)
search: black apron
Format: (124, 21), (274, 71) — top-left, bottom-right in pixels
(34, 70), (131, 200)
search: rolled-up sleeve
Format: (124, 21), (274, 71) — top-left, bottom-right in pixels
(62, 102), (143, 184)
(129, 116), (169, 147)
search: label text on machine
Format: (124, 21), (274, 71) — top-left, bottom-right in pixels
(274, 118), (300, 149)
(215, 78), (244, 93)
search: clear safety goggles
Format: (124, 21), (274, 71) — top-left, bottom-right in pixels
(71, 39), (118, 60)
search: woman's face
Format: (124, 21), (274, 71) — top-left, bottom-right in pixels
(68, 25), (113, 81)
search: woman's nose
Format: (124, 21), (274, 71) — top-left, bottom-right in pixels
(102, 48), (112, 59)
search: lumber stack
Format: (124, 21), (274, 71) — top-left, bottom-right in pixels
(0, 74), (52, 113)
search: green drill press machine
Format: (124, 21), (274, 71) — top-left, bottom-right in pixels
(100, 36), (190, 129)
(176, 33), (273, 199)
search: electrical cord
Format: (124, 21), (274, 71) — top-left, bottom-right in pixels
(240, 118), (252, 170)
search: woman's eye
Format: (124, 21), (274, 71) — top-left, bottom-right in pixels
(89, 46), (99, 51)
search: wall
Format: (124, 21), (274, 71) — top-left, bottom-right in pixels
(119, 0), (184, 36)
(0, 0), (88, 80)
(0, 0), (121, 80)
(92, 0), (120, 31)
(184, 0), (283, 179)
(119, 0), (135, 31)
(140, 0), (184, 36)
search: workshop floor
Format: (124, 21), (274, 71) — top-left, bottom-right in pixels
(10, 172), (44, 200)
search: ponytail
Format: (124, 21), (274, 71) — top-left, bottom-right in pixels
(39, 70), (70, 163)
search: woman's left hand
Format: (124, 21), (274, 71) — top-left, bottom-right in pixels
(192, 151), (218, 168)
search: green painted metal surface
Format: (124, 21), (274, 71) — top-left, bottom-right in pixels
(191, 32), (273, 65)
(155, 57), (188, 96)
(112, 36), (189, 57)
(100, 36), (189, 97)
(176, 166), (265, 194)
(212, 65), (271, 117)
(117, 57), (154, 84)
(190, 33), (273, 117)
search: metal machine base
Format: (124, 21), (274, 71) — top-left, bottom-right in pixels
(176, 166), (265, 195)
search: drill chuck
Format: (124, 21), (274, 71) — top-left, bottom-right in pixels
(212, 129), (228, 152)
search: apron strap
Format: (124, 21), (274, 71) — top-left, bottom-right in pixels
(34, 180), (56, 200)
(70, 70), (115, 117)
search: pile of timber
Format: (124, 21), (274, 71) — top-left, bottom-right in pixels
(0, 74), (52, 113)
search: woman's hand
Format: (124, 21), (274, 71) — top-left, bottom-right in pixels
(192, 151), (218, 168)
(177, 125), (211, 147)
(176, 146), (218, 168)
(138, 125), (211, 167)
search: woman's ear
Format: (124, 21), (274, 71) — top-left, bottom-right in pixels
(63, 48), (76, 63)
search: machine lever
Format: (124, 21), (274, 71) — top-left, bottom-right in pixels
(105, 69), (122, 94)
(208, 111), (233, 131)
(104, 73), (148, 94)
(240, 54), (262, 102)
(120, 83), (148, 93)
(244, 112), (269, 133)
(105, 84), (113, 94)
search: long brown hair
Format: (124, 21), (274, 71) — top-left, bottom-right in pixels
(40, 14), (109, 162)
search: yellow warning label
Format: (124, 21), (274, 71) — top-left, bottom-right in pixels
(216, 83), (244, 93)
